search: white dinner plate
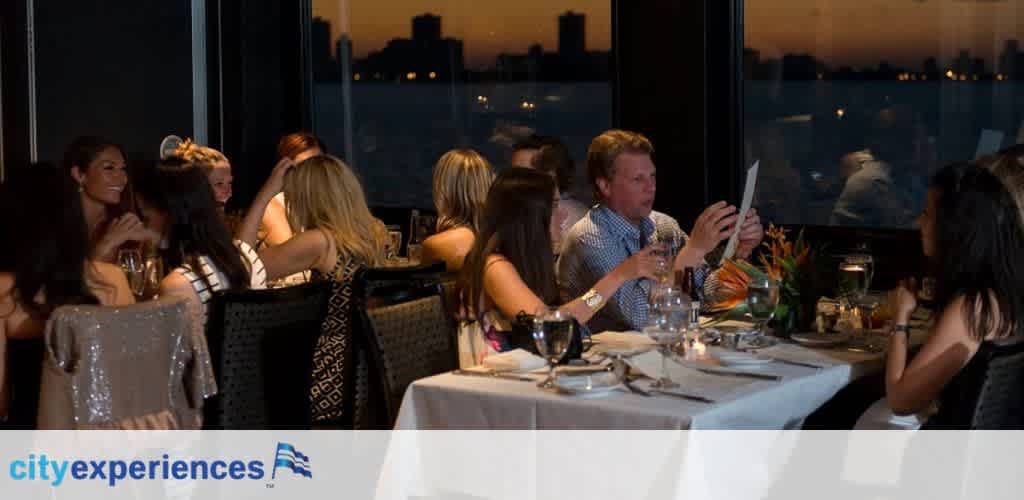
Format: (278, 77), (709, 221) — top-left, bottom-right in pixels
(553, 371), (622, 397)
(790, 332), (849, 347)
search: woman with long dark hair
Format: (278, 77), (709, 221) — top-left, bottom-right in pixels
(457, 167), (661, 363)
(133, 159), (266, 327)
(63, 136), (152, 261)
(1, 164), (133, 422)
(857, 152), (1024, 428)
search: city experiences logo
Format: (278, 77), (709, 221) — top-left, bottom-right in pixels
(7, 442), (312, 487)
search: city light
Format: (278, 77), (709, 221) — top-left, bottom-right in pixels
(836, 108), (846, 118)
(354, 73), (361, 81)
(945, 69), (954, 79)
(972, 75), (978, 81)
(406, 72), (417, 80)
(958, 74), (967, 81)
(476, 95), (489, 103)
(997, 74), (1005, 81)
(520, 101), (536, 110)
(428, 71), (437, 79)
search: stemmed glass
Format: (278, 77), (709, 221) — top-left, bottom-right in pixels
(118, 249), (145, 299)
(532, 307), (575, 390)
(745, 276), (780, 346)
(645, 287), (686, 388)
(649, 231), (680, 285)
(142, 254), (164, 300)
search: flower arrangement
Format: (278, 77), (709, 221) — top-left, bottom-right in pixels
(708, 225), (820, 334)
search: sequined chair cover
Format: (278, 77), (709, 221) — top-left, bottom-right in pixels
(37, 298), (215, 430)
(355, 283), (458, 428)
(202, 282), (330, 429)
(924, 336), (1024, 429)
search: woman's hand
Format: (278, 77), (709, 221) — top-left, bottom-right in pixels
(616, 245), (664, 282)
(889, 278), (918, 325)
(257, 157), (295, 199)
(95, 213), (153, 260)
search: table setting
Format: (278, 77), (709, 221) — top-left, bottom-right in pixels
(395, 227), (933, 430)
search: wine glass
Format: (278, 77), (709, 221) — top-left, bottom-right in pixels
(642, 309), (681, 389)
(142, 254), (164, 300)
(118, 249), (145, 299)
(532, 308), (575, 390)
(745, 276), (780, 346)
(649, 231), (680, 284)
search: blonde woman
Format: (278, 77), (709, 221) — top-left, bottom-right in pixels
(240, 154), (387, 425)
(171, 140), (234, 209)
(421, 149), (495, 271)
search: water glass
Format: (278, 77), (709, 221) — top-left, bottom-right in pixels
(532, 308), (575, 390)
(746, 276), (780, 343)
(386, 228), (403, 260)
(407, 242), (424, 263)
(838, 253), (874, 300)
(118, 249), (145, 299)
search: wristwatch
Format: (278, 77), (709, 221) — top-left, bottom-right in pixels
(581, 289), (605, 311)
(890, 324), (911, 335)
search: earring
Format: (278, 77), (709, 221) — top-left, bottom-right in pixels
(77, 184), (84, 193)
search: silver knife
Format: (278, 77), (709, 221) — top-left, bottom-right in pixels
(769, 358), (826, 369)
(696, 367), (782, 381)
(451, 369), (537, 382)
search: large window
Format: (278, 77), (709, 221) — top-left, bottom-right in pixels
(744, 0), (1023, 228)
(310, 0), (613, 208)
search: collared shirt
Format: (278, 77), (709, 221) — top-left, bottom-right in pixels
(557, 205), (720, 333)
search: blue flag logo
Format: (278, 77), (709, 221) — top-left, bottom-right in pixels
(271, 443), (312, 480)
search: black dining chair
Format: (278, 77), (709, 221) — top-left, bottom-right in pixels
(924, 336), (1024, 429)
(355, 282), (459, 428)
(202, 281), (330, 429)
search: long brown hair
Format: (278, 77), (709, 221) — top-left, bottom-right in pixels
(458, 167), (558, 319)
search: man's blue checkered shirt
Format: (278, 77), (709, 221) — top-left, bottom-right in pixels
(557, 205), (721, 333)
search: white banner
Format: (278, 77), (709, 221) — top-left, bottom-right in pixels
(0, 431), (1022, 499)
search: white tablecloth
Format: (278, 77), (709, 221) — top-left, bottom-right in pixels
(394, 326), (929, 430)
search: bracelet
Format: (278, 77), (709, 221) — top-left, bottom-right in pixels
(890, 324), (911, 336)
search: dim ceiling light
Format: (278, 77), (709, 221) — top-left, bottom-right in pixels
(429, 71), (437, 79)
(836, 108), (846, 118)
(407, 72), (417, 80)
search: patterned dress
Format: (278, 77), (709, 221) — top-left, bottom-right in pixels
(308, 257), (364, 426)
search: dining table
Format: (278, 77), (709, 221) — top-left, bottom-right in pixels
(392, 311), (932, 430)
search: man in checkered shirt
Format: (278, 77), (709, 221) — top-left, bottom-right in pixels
(557, 130), (764, 333)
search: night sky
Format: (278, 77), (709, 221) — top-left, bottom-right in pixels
(314, 0), (1021, 70)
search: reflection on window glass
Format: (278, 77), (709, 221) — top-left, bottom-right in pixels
(745, 0), (1023, 228)
(310, 1), (612, 208)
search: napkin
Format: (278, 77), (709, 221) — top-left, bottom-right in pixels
(481, 349), (546, 372)
(591, 331), (657, 346)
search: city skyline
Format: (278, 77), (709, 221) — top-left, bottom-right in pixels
(313, 0), (1021, 69)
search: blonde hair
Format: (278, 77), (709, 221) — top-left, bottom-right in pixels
(173, 139), (228, 171)
(283, 155), (388, 269)
(432, 149), (495, 233)
(587, 129), (654, 200)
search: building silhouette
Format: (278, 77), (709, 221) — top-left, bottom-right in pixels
(312, 17), (339, 81)
(354, 13), (464, 82)
(492, 11), (609, 82)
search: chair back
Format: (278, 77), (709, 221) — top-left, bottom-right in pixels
(203, 281), (330, 429)
(356, 283), (458, 428)
(929, 336), (1024, 429)
(38, 297), (210, 429)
